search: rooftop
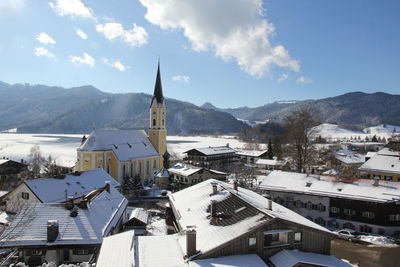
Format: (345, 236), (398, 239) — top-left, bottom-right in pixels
(78, 129), (159, 161)
(256, 158), (284, 166)
(184, 146), (236, 156)
(334, 149), (365, 164)
(169, 163), (227, 177)
(258, 171), (400, 203)
(24, 168), (119, 203)
(96, 230), (135, 267)
(236, 149), (268, 157)
(359, 147), (400, 175)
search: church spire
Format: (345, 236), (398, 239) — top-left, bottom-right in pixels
(152, 60), (164, 105)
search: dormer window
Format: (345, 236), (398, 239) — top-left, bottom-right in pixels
(153, 119), (156, 126)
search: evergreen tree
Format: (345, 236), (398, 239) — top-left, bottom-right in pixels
(267, 139), (273, 159)
(371, 135), (378, 142)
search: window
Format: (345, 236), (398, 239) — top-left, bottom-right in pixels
(146, 161), (150, 175)
(72, 248), (93, 255)
(294, 200), (302, 208)
(263, 230), (290, 247)
(306, 202), (313, 210)
(344, 209), (355, 216)
(384, 176), (393, 181)
(294, 232), (302, 243)
(25, 250), (43, 256)
(343, 222), (355, 230)
(154, 160), (157, 170)
(162, 119), (165, 126)
(131, 163), (134, 177)
(360, 225), (372, 233)
(330, 207), (340, 213)
(362, 211), (375, 219)
(21, 192), (29, 200)
(317, 203), (326, 212)
(123, 165), (126, 177)
(248, 237), (257, 251)
(389, 214), (400, 222)
(153, 119), (156, 126)
(328, 220), (340, 229)
(315, 217), (326, 226)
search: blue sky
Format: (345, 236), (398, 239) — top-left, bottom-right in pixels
(0, 0), (399, 108)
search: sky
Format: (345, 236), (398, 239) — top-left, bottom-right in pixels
(0, 0), (399, 108)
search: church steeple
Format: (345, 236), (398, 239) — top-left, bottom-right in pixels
(151, 61), (164, 106)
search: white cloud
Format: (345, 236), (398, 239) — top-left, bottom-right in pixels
(76, 29), (88, 40)
(101, 58), (126, 71)
(70, 52), (95, 67)
(172, 75), (190, 83)
(296, 76), (313, 84)
(35, 32), (56, 45)
(34, 47), (55, 59)
(96, 22), (148, 47)
(49, 0), (95, 19)
(0, 0), (26, 10)
(139, 0), (300, 77)
(277, 73), (288, 82)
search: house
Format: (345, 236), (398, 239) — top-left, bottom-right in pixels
(359, 146), (400, 182)
(236, 149), (269, 164)
(258, 171), (400, 236)
(0, 184), (128, 266)
(183, 146), (237, 170)
(169, 163), (228, 187)
(255, 158), (285, 171)
(75, 63), (169, 183)
(2, 168), (119, 214)
(0, 159), (29, 191)
(124, 208), (149, 235)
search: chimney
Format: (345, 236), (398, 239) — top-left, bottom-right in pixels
(211, 182), (217, 195)
(47, 220), (59, 242)
(104, 181), (111, 193)
(65, 196), (74, 210)
(373, 176), (380, 186)
(265, 195), (272, 210)
(186, 228), (197, 258)
(211, 200), (217, 218)
(233, 180), (238, 191)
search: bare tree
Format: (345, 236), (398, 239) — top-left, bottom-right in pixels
(28, 145), (44, 178)
(283, 105), (320, 173)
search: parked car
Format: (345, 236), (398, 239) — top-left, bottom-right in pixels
(337, 229), (362, 242)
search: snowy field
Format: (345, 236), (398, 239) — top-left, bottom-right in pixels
(0, 133), (251, 168)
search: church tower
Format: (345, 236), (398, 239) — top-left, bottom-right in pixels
(149, 62), (167, 168)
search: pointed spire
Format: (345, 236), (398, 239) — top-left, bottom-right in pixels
(152, 59), (164, 105)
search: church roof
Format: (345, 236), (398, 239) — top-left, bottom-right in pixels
(151, 62), (164, 105)
(78, 129), (159, 162)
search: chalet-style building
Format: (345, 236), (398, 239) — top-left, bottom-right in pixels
(2, 168), (119, 214)
(255, 158), (285, 171)
(183, 146), (237, 170)
(359, 147), (400, 182)
(168, 163), (227, 187)
(0, 183), (127, 266)
(75, 63), (169, 184)
(236, 149), (268, 164)
(124, 208), (149, 235)
(0, 158), (28, 190)
(258, 171), (400, 236)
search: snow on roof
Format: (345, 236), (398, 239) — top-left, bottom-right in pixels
(0, 185), (127, 247)
(189, 254), (268, 267)
(170, 179), (331, 256)
(366, 152), (377, 158)
(0, 212), (11, 225)
(155, 168), (170, 178)
(334, 150), (365, 164)
(0, 159), (9, 165)
(269, 249), (351, 267)
(235, 149), (268, 157)
(256, 158), (284, 166)
(169, 163), (203, 176)
(184, 146), (236, 156)
(24, 168), (119, 203)
(127, 208), (149, 225)
(137, 235), (186, 267)
(0, 190), (8, 198)
(96, 230), (135, 267)
(359, 148), (400, 175)
(258, 171), (400, 203)
(78, 129), (159, 161)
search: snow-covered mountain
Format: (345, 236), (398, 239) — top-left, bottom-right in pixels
(363, 124), (400, 135)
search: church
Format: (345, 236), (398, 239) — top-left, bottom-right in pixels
(75, 63), (168, 184)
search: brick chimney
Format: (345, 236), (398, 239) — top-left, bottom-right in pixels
(373, 176), (380, 186)
(65, 196), (74, 210)
(211, 182), (218, 195)
(265, 195), (272, 210)
(104, 181), (111, 193)
(233, 180), (238, 191)
(47, 220), (59, 242)
(211, 200), (217, 218)
(186, 228), (197, 257)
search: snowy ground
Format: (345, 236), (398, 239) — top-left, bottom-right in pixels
(359, 234), (398, 246)
(0, 133), (251, 167)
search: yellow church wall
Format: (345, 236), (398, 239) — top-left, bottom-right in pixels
(106, 151), (119, 181)
(82, 152), (93, 171)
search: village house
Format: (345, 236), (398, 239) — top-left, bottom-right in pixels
(0, 183), (128, 266)
(75, 63), (169, 184)
(168, 163), (228, 188)
(235, 149), (269, 164)
(258, 171), (400, 236)
(255, 158), (285, 171)
(183, 146), (237, 170)
(123, 207), (150, 235)
(358, 145), (400, 182)
(1, 168), (119, 214)
(0, 158), (28, 191)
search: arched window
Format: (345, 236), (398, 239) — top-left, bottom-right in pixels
(153, 119), (156, 126)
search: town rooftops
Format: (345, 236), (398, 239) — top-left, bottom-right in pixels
(169, 179), (332, 257)
(269, 249), (351, 267)
(258, 171), (400, 203)
(24, 168), (119, 203)
(184, 146), (236, 156)
(334, 149), (365, 164)
(256, 158), (284, 166)
(236, 149), (268, 157)
(126, 207), (149, 226)
(96, 230), (135, 267)
(169, 163), (227, 177)
(359, 147), (400, 175)
(0, 185), (128, 248)
(78, 129), (159, 162)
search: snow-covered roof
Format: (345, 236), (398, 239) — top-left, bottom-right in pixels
(155, 168), (170, 178)
(0, 212), (11, 225)
(24, 168), (119, 203)
(127, 208), (149, 225)
(189, 254), (268, 267)
(78, 129), (159, 161)
(169, 179), (331, 256)
(365, 151), (377, 158)
(236, 149), (268, 157)
(184, 146), (236, 156)
(0, 159), (9, 165)
(359, 148), (400, 175)
(96, 230), (135, 267)
(255, 158), (284, 166)
(0, 185), (128, 247)
(169, 163), (227, 177)
(258, 171), (400, 203)
(334, 150), (365, 164)
(269, 249), (351, 267)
